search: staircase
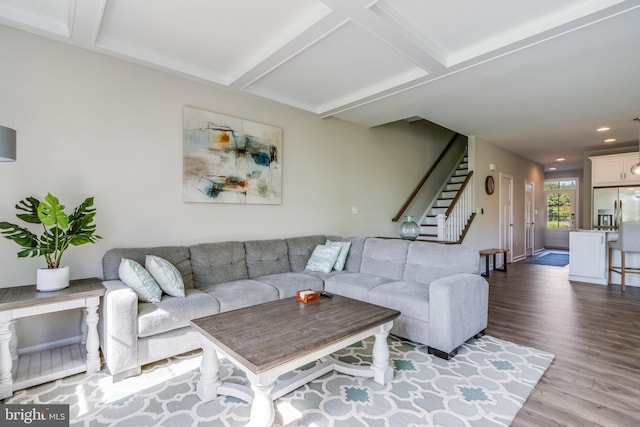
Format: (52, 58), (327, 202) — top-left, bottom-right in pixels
(418, 154), (470, 241)
(392, 132), (475, 243)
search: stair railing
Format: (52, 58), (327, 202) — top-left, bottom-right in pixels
(437, 171), (474, 242)
(392, 132), (461, 223)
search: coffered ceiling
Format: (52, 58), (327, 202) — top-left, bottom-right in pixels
(1, 0), (639, 171)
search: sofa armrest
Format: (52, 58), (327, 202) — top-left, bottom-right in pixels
(428, 273), (489, 354)
(100, 280), (140, 377)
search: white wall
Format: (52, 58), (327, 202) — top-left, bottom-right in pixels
(0, 26), (453, 288)
(0, 27), (454, 347)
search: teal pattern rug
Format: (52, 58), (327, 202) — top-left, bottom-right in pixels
(5, 335), (554, 426)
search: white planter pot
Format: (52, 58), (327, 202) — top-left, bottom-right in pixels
(36, 266), (70, 292)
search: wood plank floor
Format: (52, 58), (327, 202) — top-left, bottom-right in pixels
(485, 258), (640, 427)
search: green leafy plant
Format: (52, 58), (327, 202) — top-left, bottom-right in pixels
(0, 193), (102, 269)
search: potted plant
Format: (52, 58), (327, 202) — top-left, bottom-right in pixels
(0, 193), (102, 291)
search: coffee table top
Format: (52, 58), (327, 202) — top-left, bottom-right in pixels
(191, 295), (399, 373)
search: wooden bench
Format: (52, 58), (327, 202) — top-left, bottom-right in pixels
(479, 248), (509, 277)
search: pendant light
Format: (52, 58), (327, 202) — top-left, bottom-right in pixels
(0, 125), (16, 161)
(630, 117), (640, 176)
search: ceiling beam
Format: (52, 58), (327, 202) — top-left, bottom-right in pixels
(69, 0), (107, 47)
(227, 9), (346, 89)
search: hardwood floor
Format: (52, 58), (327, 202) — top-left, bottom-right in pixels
(485, 258), (640, 427)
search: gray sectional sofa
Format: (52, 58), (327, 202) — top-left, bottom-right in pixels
(100, 236), (488, 380)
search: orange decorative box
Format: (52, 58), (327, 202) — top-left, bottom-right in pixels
(296, 289), (320, 303)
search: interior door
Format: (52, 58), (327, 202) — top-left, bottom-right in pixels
(500, 174), (514, 263)
(525, 181), (535, 257)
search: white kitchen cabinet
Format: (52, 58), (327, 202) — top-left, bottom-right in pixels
(591, 153), (640, 186)
(569, 231), (608, 284)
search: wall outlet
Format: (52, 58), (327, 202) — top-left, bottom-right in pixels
(351, 206), (359, 214)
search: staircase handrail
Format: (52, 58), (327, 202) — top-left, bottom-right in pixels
(437, 171), (475, 243)
(444, 170), (474, 217)
(392, 132), (461, 222)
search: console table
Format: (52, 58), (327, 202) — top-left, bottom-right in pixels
(0, 277), (105, 399)
(479, 248), (509, 277)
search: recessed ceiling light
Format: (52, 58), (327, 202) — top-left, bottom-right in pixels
(555, 158), (565, 162)
(604, 138), (616, 143)
(597, 127), (610, 132)
(549, 167), (557, 171)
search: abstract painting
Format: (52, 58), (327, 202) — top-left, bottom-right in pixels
(183, 106), (282, 204)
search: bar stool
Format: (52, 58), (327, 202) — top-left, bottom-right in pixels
(608, 221), (640, 291)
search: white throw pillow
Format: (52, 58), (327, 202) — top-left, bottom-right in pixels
(326, 240), (351, 271)
(145, 255), (185, 297)
(305, 244), (342, 273)
(118, 258), (162, 303)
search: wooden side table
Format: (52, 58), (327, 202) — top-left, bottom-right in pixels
(479, 248), (509, 277)
(0, 277), (105, 399)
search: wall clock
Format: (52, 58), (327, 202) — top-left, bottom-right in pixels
(485, 175), (495, 195)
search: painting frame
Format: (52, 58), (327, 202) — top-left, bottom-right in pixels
(183, 106), (282, 205)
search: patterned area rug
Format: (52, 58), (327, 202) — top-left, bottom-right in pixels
(525, 252), (569, 267)
(5, 335), (554, 426)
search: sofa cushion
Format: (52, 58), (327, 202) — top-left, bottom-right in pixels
(326, 240), (351, 271)
(118, 258), (162, 303)
(285, 235), (326, 272)
(137, 289), (220, 337)
(244, 239), (290, 278)
(404, 242), (480, 284)
(368, 280), (430, 322)
(305, 244), (341, 273)
(145, 255), (185, 297)
(190, 241), (248, 287)
(103, 246), (194, 288)
(323, 272), (393, 301)
(200, 279), (279, 312)
(326, 236), (365, 272)
(255, 272), (324, 298)
(303, 270), (339, 281)
(360, 238), (410, 279)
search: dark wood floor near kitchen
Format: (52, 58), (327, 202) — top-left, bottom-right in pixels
(486, 259), (640, 427)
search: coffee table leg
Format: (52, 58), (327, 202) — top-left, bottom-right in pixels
(372, 322), (393, 384)
(248, 382), (275, 427)
(197, 336), (221, 402)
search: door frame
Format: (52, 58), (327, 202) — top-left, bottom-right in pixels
(525, 180), (535, 257)
(499, 173), (514, 263)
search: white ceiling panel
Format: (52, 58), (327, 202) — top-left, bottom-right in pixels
(0, 0), (71, 37)
(378, 0), (631, 65)
(245, 22), (428, 112)
(380, 0), (584, 52)
(97, 0), (331, 83)
(1, 0), (639, 171)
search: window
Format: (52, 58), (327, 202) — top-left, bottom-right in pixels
(545, 179), (577, 229)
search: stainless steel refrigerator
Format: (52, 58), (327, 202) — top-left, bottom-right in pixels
(593, 186), (640, 229)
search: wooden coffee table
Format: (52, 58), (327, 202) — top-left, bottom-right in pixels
(190, 295), (400, 427)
